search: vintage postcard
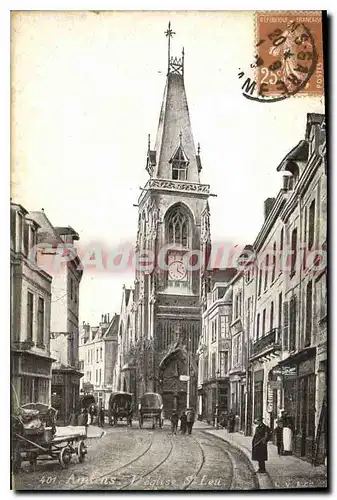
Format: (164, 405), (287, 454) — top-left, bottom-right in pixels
(11, 10), (327, 491)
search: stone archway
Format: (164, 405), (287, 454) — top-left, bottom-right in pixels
(158, 349), (197, 417)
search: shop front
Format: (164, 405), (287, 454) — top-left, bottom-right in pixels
(279, 348), (316, 461)
(12, 351), (53, 407)
(51, 368), (82, 425)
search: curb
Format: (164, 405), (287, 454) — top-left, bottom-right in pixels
(204, 429), (274, 490)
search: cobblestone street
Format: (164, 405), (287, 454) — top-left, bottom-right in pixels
(13, 422), (259, 491)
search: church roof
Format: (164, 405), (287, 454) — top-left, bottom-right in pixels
(153, 71), (200, 182)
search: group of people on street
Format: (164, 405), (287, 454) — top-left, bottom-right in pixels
(170, 408), (195, 435)
(69, 404), (105, 428)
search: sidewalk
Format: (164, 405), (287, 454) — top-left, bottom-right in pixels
(200, 423), (327, 490)
(86, 425), (106, 439)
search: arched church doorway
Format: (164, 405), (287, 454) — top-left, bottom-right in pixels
(159, 349), (196, 417)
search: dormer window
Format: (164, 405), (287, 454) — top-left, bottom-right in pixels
(170, 145), (189, 181)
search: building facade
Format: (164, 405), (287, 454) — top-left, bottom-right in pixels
(29, 211), (83, 425)
(196, 113), (327, 464)
(79, 313), (119, 409)
(197, 269), (236, 423)
(11, 203), (54, 407)
(249, 112), (327, 462)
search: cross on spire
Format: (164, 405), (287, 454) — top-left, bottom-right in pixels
(165, 21), (176, 74)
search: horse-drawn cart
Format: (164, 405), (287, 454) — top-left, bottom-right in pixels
(138, 393), (164, 429)
(12, 403), (87, 472)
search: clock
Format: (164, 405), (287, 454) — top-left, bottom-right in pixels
(168, 260), (187, 280)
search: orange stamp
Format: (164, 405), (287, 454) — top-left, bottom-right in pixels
(254, 11), (324, 99)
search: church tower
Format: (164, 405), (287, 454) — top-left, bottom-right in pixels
(133, 23), (211, 414)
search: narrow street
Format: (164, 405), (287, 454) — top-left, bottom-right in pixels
(13, 422), (259, 491)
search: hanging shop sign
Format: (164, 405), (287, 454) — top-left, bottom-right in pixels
(273, 366), (297, 378)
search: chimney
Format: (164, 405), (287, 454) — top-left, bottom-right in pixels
(282, 175), (289, 190)
(101, 314), (104, 323)
(264, 198), (276, 220)
(107, 313), (110, 323)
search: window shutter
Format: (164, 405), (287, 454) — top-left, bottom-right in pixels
(283, 301), (289, 350)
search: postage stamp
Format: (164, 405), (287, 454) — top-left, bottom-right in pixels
(254, 11), (324, 98)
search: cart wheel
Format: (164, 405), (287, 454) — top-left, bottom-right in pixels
(59, 447), (72, 469)
(13, 450), (22, 473)
(77, 440), (87, 463)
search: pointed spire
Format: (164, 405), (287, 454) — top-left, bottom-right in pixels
(152, 25), (199, 182)
(148, 133), (151, 152)
(197, 143), (201, 155)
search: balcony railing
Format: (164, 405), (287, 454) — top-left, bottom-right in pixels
(251, 327), (281, 358)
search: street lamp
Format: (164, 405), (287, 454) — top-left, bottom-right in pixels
(215, 369), (220, 429)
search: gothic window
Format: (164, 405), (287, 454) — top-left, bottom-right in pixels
(170, 146), (188, 181)
(167, 207), (190, 247)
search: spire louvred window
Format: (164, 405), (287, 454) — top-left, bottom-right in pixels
(170, 145), (189, 181)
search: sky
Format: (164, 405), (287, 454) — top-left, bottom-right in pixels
(11, 10), (324, 325)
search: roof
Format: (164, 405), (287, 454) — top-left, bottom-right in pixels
(104, 314), (119, 339)
(305, 113), (325, 139)
(276, 140), (309, 172)
(55, 226), (79, 240)
(154, 72), (199, 182)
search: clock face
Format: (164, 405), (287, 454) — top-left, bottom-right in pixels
(168, 260), (187, 280)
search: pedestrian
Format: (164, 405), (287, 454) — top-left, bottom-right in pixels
(171, 410), (179, 435)
(274, 419), (283, 455)
(228, 410), (235, 433)
(252, 417), (271, 473)
(78, 408), (88, 428)
(186, 407), (195, 435)
(180, 411), (187, 434)
(99, 405), (105, 428)
(89, 404), (97, 425)
(69, 407), (78, 426)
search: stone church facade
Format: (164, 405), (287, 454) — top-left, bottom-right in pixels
(116, 27), (211, 416)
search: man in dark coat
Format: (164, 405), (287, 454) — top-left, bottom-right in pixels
(252, 417), (271, 473)
(227, 410), (235, 433)
(186, 408), (195, 435)
(171, 411), (179, 435)
(180, 411), (187, 434)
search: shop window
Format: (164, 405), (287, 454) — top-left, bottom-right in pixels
(254, 372), (264, 420)
(21, 377), (33, 405)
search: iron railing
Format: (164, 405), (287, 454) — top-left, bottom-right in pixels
(251, 327), (281, 357)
